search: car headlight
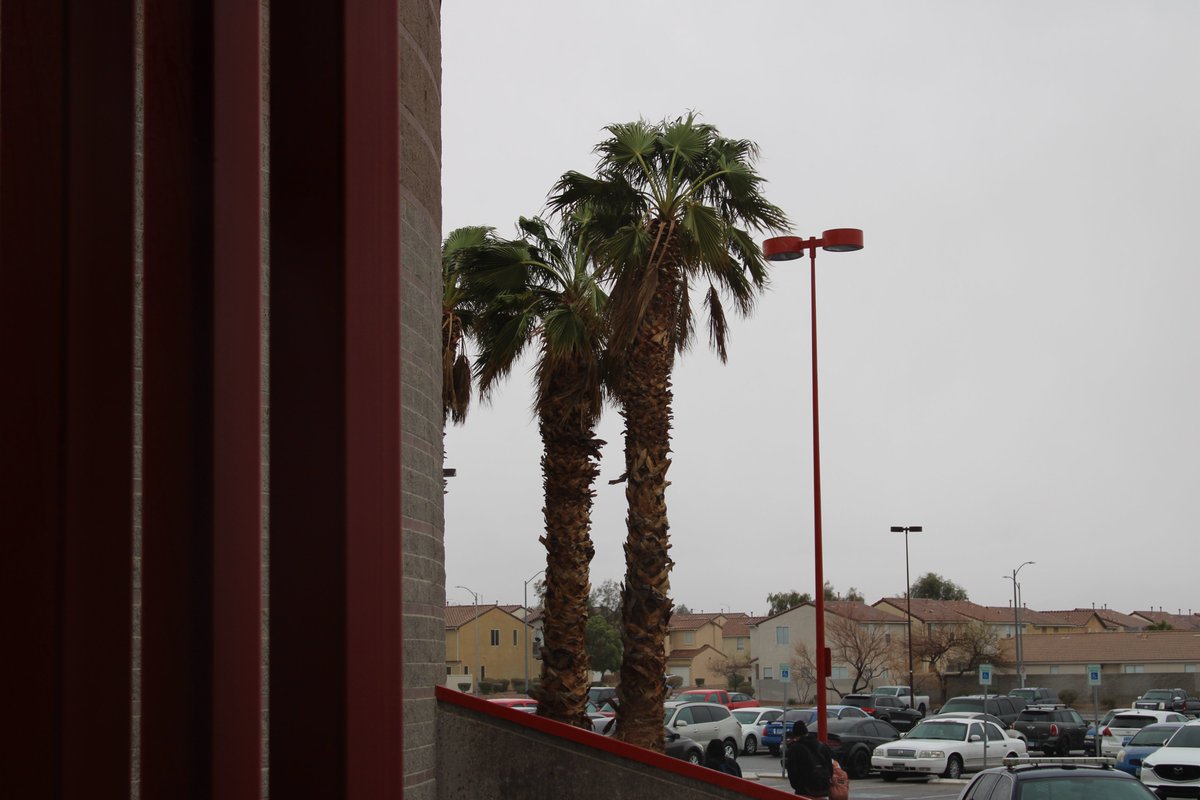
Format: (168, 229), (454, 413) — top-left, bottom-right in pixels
(918, 750), (945, 759)
(1117, 750), (1126, 761)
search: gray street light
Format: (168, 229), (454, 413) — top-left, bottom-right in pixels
(1004, 562), (1034, 688)
(523, 569), (545, 694)
(891, 526), (923, 701)
(455, 584), (480, 693)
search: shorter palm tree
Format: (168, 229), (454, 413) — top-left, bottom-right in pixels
(458, 216), (609, 728)
(441, 226), (496, 426)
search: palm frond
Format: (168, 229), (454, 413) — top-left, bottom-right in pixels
(704, 285), (730, 363)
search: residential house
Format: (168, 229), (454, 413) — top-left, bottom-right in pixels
(1041, 608), (1145, 633)
(445, 604), (538, 691)
(1131, 609), (1200, 631)
(1015, 630), (1200, 676)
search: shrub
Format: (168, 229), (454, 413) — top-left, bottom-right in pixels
(1059, 689), (1078, 706)
(493, 678), (511, 692)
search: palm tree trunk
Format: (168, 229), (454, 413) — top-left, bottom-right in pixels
(613, 264), (680, 752)
(536, 385), (602, 729)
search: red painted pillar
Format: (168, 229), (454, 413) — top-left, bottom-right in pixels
(270, 1), (404, 797)
(0, 2), (136, 797)
(142, 1), (263, 797)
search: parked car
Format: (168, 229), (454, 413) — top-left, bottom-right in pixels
(762, 705), (870, 756)
(1088, 709), (1133, 756)
(488, 697), (537, 712)
(1013, 704), (1089, 755)
(874, 685), (931, 716)
(959, 758), (1159, 800)
(662, 701), (742, 761)
(663, 727), (705, 764)
(938, 694), (1027, 726)
(666, 688), (759, 709)
(587, 686), (617, 707)
(1141, 718), (1200, 796)
(840, 693), (923, 731)
(929, 711), (1029, 745)
(1008, 687), (1062, 705)
(1134, 689), (1200, 715)
(823, 716), (902, 778)
(1116, 722), (1185, 777)
(730, 706), (784, 756)
(871, 717), (1026, 780)
(1100, 710), (1189, 759)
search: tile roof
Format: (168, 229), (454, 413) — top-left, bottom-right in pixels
(720, 614), (756, 638)
(1020, 631), (1200, 664)
(1133, 610), (1200, 631)
(444, 603), (497, 628)
(1093, 608), (1152, 630)
(665, 644), (722, 662)
(875, 598), (980, 623)
(669, 613), (724, 631)
(825, 601), (905, 623)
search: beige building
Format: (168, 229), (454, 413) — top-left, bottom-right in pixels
(445, 604), (539, 691)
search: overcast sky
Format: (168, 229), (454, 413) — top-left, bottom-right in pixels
(440, 0), (1200, 619)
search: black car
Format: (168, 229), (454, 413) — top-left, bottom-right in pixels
(664, 727), (703, 764)
(824, 717), (902, 778)
(958, 758), (1158, 800)
(841, 694), (924, 731)
(1013, 704), (1089, 755)
(940, 694), (1027, 726)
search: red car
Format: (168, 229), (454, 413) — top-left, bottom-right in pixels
(670, 689), (760, 709)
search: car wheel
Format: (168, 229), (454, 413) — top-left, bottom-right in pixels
(687, 749), (702, 764)
(849, 748), (871, 779)
(723, 739), (738, 761)
(744, 735), (758, 756)
(881, 772), (899, 782)
(941, 754), (963, 780)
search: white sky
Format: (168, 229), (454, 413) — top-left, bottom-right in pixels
(440, 0), (1200, 619)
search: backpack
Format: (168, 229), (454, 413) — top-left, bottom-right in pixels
(829, 759), (850, 800)
(801, 739), (832, 795)
(787, 739), (831, 796)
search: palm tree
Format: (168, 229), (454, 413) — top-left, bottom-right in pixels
(457, 216), (608, 729)
(441, 226), (493, 425)
(548, 114), (787, 750)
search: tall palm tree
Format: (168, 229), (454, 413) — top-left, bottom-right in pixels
(458, 216), (608, 729)
(548, 114), (788, 750)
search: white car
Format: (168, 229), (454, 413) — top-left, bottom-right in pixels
(926, 711), (1029, 744)
(663, 701), (743, 761)
(731, 706), (784, 756)
(872, 717), (1026, 780)
(1100, 709), (1189, 758)
(1141, 718), (1200, 796)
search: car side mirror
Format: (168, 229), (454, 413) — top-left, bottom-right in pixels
(667, 731), (680, 742)
(969, 735), (982, 742)
(676, 720), (688, 729)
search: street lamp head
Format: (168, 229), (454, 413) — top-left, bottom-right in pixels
(821, 228), (864, 252)
(762, 236), (808, 261)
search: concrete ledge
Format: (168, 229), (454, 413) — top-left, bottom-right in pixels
(436, 687), (797, 799)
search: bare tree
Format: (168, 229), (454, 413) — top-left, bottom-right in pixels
(712, 656), (755, 693)
(793, 613), (897, 698)
(913, 621), (1005, 699)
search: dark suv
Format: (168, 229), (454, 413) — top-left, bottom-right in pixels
(959, 758), (1156, 800)
(1013, 704), (1089, 755)
(1009, 687), (1061, 705)
(939, 695), (1027, 726)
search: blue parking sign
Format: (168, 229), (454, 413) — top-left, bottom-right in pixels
(1088, 665), (1101, 686)
(979, 664), (993, 686)
(780, 664), (790, 680)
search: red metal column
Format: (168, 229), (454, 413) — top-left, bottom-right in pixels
(0, 2), (136, 797)
(271, 1), (404, 796)
(142, 1), (264, 797)
(212, 2), (265, 796)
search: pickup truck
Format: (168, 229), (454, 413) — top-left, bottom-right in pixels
(873, 685), (929, 715)
(1133, 689), (1200, 715)
(666, 688), (760, 709)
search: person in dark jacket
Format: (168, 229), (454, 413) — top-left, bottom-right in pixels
(784, 721), (833, 797)
(703, 738), (742, 778)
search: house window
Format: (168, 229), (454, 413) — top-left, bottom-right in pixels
(463, 665), (470, 674)
(763, 666), (774, 680)
(480, 665), (485, 679)
(513, 629), (518, 646)
(884, 633), (891, 644)
(831, 666), (848, 679)
(490, 629), (500, 646)
(1049, 665), (1060, 675)
(446, 666), (452, 675)
(682, 631), (694, 645)
(736, 637), (745, 651)
(1187, 664), (1198, 674)
(1124, 664), (1145, 674)
(776, 626), (790, 645)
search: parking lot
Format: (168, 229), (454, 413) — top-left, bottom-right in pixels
(734, 751), (967, 799)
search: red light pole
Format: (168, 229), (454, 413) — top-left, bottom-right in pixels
(762, 229), (864, 743)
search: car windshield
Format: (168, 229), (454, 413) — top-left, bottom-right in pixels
(784, 709), (818, 723)
(1017, 776), (1157, 800)
(907, 721), (967, 741)
(1129, 726), (1180, 747)
(842, 696), (870, 707)
(733, 710), (760, 724)
(940, 699), (984, 714)
(676, 692), (707, 702)
(1167, 727), (1200, 748)
(1019, 710), (1053, 721)
(1142, 691), (1173, 700)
